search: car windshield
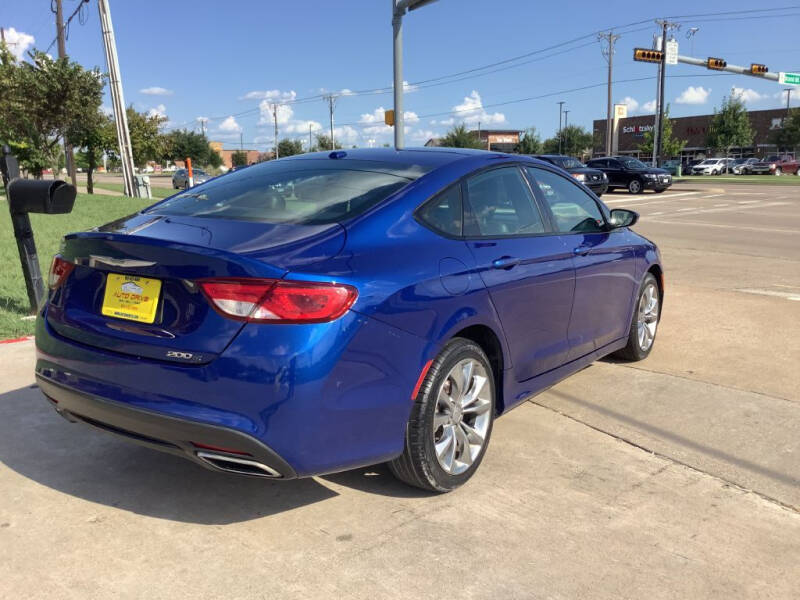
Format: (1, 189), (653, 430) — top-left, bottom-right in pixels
(734, 159), (747, 164)
(554, 157), (585, 169)
(700, 160), (719, 165)
(619, 158), (648, 169)
(148, 160), (416, 224)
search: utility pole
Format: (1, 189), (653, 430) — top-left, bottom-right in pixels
(557, 101), (565, 154)
(785, 88), (793, 115)
(98, 0), (137, 197)
(654, 20), (680, 167)
(272, 103), (279, 158)
(391, 0), (439, 150)
(309, 123), (313, 152)
(239, 132), (243, 151)
(563, 109), (570, 155)
(324, 94), (336, 150)
(477, 121), (482, 149)
(598, 30), (620, 156)
(54, 0), (78, 188)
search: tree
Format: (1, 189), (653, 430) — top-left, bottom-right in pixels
(707, 95), (754, 157)
(637, 105), (686, 158)
(126, 107), (166, 168)
(312, 134), (342, 151)
(515, 127), (542, 154)
(71, 110), (115, 194)
(163, 128), (221, 168)
(771, 108), (800, 151)
(0, 47), (104, 177)
(231, 150), (248, 167)
(542, 125), (593, 157)
(277, 138), (304, 157)
(439, 124), (484, 149)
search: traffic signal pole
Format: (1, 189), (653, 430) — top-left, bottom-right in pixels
(676, 54), (781, 81)
(654, 22), (668, 167)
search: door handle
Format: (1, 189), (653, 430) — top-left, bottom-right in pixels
(573, 245), (591, 256)
(492, 256), (521, 270)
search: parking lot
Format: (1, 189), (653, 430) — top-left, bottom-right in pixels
(0, 182), (798, 599)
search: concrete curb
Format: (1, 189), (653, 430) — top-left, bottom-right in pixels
(0, 335), (34, 344)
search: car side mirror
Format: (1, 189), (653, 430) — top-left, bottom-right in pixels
(609, 208), (638, 228)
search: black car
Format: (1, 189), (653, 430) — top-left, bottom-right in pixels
(533, 154), (608, 196)
(586, 156), (672, 194)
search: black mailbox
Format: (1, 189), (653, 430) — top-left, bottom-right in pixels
(7, 178), (76, 215)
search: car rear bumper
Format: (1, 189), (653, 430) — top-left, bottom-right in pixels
(37, 375), (298, 478)
(35, 306), (427, 478)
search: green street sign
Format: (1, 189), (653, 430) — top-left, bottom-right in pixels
(779, 72), (800, 85)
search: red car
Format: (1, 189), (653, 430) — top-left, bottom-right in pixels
(750, 155), (799, 176)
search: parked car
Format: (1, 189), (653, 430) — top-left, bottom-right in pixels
(732, 158), (760, 175)
(750, 155), (799, 176)
(659, 159), (681, 175)
(172, 168), (211, 189)
(690, 158), (733, 175)
(532, 154), (608, 196)
(585, 156), (672, 194)
(35, 149), (663, 492)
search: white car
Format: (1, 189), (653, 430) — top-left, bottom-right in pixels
(691, 158), (732, 175)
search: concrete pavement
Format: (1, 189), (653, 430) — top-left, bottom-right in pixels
(0, 182), (798, 598)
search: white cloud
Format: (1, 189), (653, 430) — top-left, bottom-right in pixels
(101, 105), (114, 116)
(3, 28), (34, 60)
(675, 86), (711, 105)
(642, 99), (657, 113)
(241, 89), (297, 102)
(773, 90), (800, 107)
(619, 96), (639, 113)
(732, 87), (767, 104)
(445, 90), (506, 126)
(284, 120), (323, 135)
(334, 125), (360, 146)
(147, 104), (167, 119)
(218, 116), (241, 133)
(140, 86), (173, 96)
(403, 81), (419, 93)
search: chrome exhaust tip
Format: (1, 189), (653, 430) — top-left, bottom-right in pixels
(196, 451), (282, 478)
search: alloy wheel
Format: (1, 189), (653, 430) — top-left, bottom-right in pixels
(432, 359), (492, 475)
(637, 283), (659, 352)
(629, 179), (641, 194)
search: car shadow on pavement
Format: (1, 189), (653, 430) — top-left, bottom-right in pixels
(0, 385), (340, 525)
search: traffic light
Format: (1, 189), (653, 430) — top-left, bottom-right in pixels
(707, 57), (727, 70)
(633, 48), (663, 63)
(750, 63), (768, 75)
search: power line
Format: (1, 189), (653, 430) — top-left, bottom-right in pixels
(44, 0), (89, 54)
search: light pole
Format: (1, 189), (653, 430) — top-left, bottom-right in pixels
(563, 109), (570, 155)
(557, 101), (565, 154)
(392, 0), (439, 149)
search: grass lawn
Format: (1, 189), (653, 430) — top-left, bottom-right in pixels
(0, 191), (153, 339)
(674, 174), (800, 185)
(93, 182), (175, 199)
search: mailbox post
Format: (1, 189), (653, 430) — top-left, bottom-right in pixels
(1, 145), (77, 312)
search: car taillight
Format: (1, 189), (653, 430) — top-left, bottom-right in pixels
(48, 256), (75, 289)
(198, 278), (357, 324)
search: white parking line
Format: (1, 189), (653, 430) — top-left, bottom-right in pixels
(649, 211), (664, 216)
(604, 191), (698, 204)
(655, 201), (787, 218)
(647, 220), (798, 234)
(677, 207), (696, 211)
(736, 288), (800, 301)
(714, 203), (729, 207)
(738, 200), (759, 204)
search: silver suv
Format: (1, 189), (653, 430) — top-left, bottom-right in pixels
(172, 168), (211, 189)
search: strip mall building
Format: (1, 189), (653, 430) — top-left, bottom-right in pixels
(592, 107), (792, 161)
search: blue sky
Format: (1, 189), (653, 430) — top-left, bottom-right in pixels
(2, 1), (799, 150)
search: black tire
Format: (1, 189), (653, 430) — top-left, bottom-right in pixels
(613, 273), (660, 362)
(628, 178), (643, 194)
(389, 338), (495, 493)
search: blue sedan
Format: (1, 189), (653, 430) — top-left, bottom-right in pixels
(36, 148), (662, 492)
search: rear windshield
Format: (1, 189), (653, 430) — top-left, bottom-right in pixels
(148, 159), (417, 224)
(553, 157), (585, 169)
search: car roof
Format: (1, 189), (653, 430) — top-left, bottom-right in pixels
(281, 147), (504, 169)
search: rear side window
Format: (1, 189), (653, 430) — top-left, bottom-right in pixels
(150, 161), (414, 225)
(464, 167), (546, 237)
(418, 184), (462, 237)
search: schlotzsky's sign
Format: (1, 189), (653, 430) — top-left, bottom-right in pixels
(622, 124), (654, 136)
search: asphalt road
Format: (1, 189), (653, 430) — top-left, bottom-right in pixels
(0, 182), (798, 599)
